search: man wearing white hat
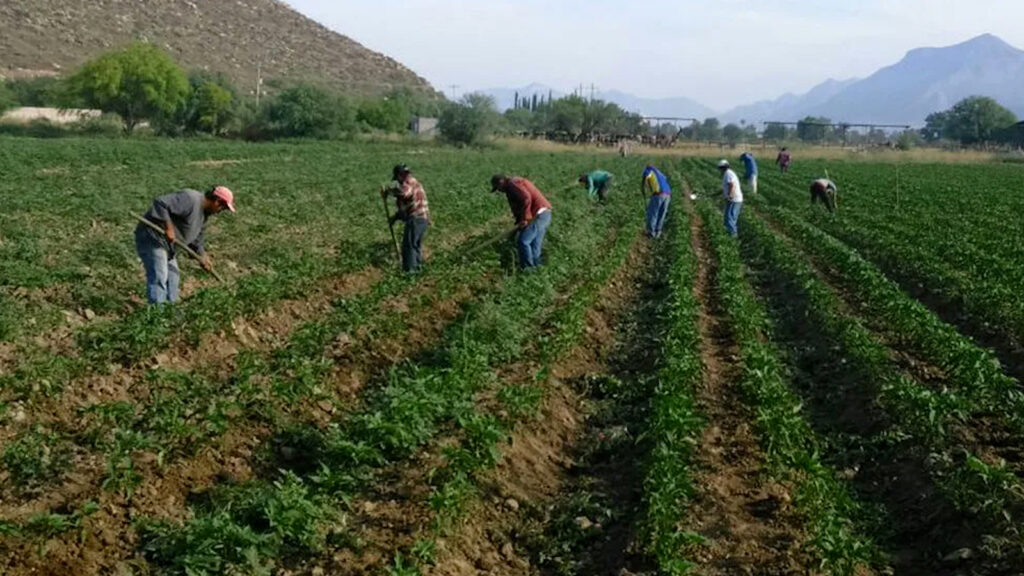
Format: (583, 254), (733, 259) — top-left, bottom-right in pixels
(717, 160), (743, 237)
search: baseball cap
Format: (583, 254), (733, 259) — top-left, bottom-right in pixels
(717, 160), (730, 168)
(490, 174), (506, 192)
(211, 186), (236, 212)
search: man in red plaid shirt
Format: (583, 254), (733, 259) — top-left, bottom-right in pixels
(381, 164), (430, 272)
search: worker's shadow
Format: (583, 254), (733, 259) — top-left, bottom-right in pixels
(366, 240), (399, 268)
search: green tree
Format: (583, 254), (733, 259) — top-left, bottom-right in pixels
(192, 82), (235, 134)
(268, 83), (354, 139)
(797, 116), (831, 143)
(550, 95), (586, 134)
(722, 123), (743, 144)
(438, 93), (499, 145)
(697, 118), (721, 141)
(356, 97), (409, 132)
(763, 122), (788, 142)
(0, 82), (15, 114)
(921, 110), (949, 142)
(69, 43), (189, 133)
(941, 96), (1018, 145)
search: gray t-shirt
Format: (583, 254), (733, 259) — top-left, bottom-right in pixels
(142, 189), (208, 254)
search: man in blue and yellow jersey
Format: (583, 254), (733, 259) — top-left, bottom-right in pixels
(641, 164), (672, 238)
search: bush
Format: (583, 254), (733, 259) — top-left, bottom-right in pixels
(438, 93), (498, 145)
(0, 82), (15, 114)
(268, 83), (355, 139)
(356, 98), (409, 133)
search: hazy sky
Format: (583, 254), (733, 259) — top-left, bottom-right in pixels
(286, 0), (1024, 111)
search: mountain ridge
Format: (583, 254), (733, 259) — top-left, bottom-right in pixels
(0, 0), (437, 98)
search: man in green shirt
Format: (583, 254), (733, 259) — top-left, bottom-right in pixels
(579, 170), (613, 203)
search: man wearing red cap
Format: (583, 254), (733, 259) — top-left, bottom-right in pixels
(490, 174), (552, 269)
(135, 186), (235, 304)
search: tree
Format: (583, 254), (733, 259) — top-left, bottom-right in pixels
(0, 82), (14, 114)
(268, 83), (354, 139)
(438, 93), (499, 145)
(763, 123), (788, 142)
(357, 97), (409, 132)
(722, 123), (743, 145)
(697, 118), (721, 141)
(69, 43), (189, 133)
(797, 116), (831, 143)
(921, 111), (949, 142)
(941, 96), (1018, 145)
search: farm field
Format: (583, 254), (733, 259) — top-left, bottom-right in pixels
(2, 137), (1024, 576)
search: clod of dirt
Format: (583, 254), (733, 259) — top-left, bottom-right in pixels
(504, 498), (519, 511)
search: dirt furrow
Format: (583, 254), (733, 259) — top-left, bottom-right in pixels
(684, 199), (812, 575)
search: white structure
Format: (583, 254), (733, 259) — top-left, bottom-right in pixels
(1, 107), (103, 125)
(411, 116), (438, 136)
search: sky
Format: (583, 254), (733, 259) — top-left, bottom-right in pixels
(285, 0), (1024, 111)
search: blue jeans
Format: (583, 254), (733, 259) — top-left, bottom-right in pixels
(517, 210), (552, 268)
(402, 218), (429, 272)
(646, 194), (671, 238)
(135, 226), (180, 304)
(724, 201), (743, 237)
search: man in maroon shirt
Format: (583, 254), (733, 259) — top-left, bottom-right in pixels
(490, 174), (553, 269)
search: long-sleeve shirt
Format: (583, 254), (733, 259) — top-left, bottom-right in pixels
(389, 176), (430, 221)
(585, 170), (613, 199)
(776, 151), (791, 167)
(741, 154), (758, 178)
(141, 189), (208, 254)
(641, 166), (672, 196)
(505, 177), (552, 228)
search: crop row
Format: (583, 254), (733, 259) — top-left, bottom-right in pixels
(390, 205), (642, 573)
(638, 210), (703, 574)
(130, 181), (637, 574)
(756, 202), (1024, 435)
(692, 198), (880, 574)
(754, 161), (1024, 368)
(738, 209), (1024, 567)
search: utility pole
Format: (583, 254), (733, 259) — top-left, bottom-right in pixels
(448, 84), (460, 100)
(589, 83), (596, 103)
(255, 61), (263, 107)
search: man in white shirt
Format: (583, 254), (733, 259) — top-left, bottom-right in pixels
(718, 160), (743, 237)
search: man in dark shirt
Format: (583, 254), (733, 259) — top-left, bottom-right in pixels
(135, 186), (235, 304)
(490, 174), (553, 269)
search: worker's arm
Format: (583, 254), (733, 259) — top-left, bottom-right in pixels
(587, 175), (597, 198)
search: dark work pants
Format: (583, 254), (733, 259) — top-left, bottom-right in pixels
(402, 217), (429, 272)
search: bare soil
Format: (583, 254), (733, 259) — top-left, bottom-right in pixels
(684, 202), (814, 575)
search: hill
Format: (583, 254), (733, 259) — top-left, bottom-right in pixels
(0, 0), (437, 98)
(722, 34), (1024, 125)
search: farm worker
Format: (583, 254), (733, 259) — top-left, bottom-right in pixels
(776, 147), (792, 173)
(641, 164), (672, 238)
(718, 160), (743, 237)
(381, 164), (430, 273)
(579, 170), (613, 203)
(491, 174), (553, 269)
(740, 152), (758, 194)
(135, 186), (235, 305)
(810, 178), (838, 213)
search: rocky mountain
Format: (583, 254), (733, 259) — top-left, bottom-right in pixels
(0, 0), (437, 98)
(722, 34), (1024, 126)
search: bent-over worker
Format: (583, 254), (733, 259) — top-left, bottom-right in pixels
(491, 175), (553, 270)
(740, 152), (758, 194)
(810, 178), (837, 213)
(382, 164), (430, 273)
(718, 160), (743, 237)
(642, 164), (672, 238)
(135, 186), (235, 305)
(579, 170), (613, 203)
